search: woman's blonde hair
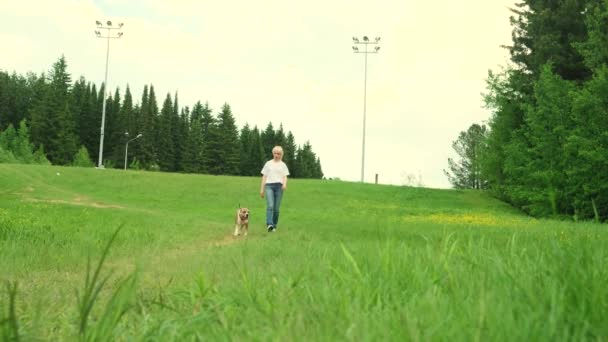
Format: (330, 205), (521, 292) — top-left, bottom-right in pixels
(272, 146), (284, 155)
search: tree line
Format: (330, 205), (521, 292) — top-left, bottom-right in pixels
(445, 0), (608, 222)
(0, 56), (323, 178)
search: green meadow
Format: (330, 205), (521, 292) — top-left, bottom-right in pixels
(1, 163), (607, 341)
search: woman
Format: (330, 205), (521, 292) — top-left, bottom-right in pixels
(260, 146), (290, 232)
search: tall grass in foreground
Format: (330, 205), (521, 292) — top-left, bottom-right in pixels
(0, 164), (607, 340)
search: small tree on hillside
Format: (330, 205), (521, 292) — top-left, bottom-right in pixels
(72, 146), (94, 167)
(444, 123), (488, 189)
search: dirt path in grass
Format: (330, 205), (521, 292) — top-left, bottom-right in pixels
(16, 185), (158, 213)
(8, 185), (250, 301)
(7, 229), (249, 300)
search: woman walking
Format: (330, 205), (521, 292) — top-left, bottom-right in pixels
(260, 146), (290, 232)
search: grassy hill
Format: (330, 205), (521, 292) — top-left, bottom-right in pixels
(1, 163), (606, 340)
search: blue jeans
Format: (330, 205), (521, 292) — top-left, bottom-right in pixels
(265, 183), (284, 227)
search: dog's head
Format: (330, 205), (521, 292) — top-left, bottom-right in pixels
(238, 207), (250, 221)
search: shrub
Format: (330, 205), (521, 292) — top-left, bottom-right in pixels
(72, 146), (94, 167)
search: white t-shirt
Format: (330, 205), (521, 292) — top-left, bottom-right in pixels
(261, 160), (290, 184)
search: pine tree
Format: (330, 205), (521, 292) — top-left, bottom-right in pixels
(284, 131), (297, 173)
(314, 157), (324, 179)
(0, 71), (9, 130)
(182, 116), (204, 173)
(137, 85), (158, 168)
(0, 124), (17, 156)
(72, 146), (94, 167)
(566, 65), (608, 221)
(215, 103), (240, 175)
(79, 82), (99, 162)
(275, 123), (287, 147)
(444, 123), (488, 190)
(202, 118), (221, 174)
(295, 142), (318, 178)
(28, 72), (50, 157)
(105, 88), (124, 167)
(261, 122), (275, 159)
(14, 120), (36, 163)
(523, 66), (575, 216)
(249, 126), (265, 174)
(507, 0), (591, 81)
(239, 123), (253, 176)
(172, 93), (186, 172)
(157, 93), (175, 171)
(33, 56), (78, 165)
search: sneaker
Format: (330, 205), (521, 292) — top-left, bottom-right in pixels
(267, 225), (274, 232)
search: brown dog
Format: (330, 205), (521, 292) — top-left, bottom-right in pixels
(233, 207), (250, 236)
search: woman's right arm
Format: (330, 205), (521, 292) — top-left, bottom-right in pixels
(260, 175), (267, 198)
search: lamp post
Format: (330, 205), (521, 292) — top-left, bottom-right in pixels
(352, 36), (380, 182)
(95, 20), (124, 169)
(124, 132), (142, 170)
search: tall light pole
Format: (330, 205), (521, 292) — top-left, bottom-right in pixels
(124, 132), (142, 170)
(95, 20), (124, 168)
(352, 36), (380, 182)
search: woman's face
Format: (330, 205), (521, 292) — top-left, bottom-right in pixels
(273, 151), (282, 161)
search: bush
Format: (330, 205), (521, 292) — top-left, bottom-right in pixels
(72, 146), (94, 167)
(33, 145), (51, 165)
(129, 158), (141, 170)
(0, 146), (17, 163)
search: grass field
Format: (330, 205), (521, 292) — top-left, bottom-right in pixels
(1, 163), (607, 341)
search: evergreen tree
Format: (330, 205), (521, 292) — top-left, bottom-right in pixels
(445, 123), (488, 190)
(202, 118), (221, 174)
(0, 71), (9, 130)
(30, 56), (78, 164)
(314, 157), (324, 179)
(182, 117), (204, 173)
(79, 82), (99, 162)
(215, 103), (240, 175)
(249, 126), (265, 174)
(295, 142), (319, 179)
(172, 93), (186, 172)
(190, 101), (204, 124)
(275, 123), (287, 147)
(0, 72), (32, 130)
(200, 101), (214, 138)
(239, 123), (253, 176)
(137, 85), (158, 168)
(104, 88), (124, 167)
(72, 145), (94, 167)
(14, 120), (36, 163)
(261, 122), (275, 159)
(116, 85), (135, 168)
(284, 131), (297, 172)
(0, 124), (17, 156)
(507, 0), (591, 81)
(49, 102), (78, 164)
(520, 66), (575, 216)
(574, 1), (608, 71)
(28, 73), (49, 156)
(157, 93), (175, 171)
(566, 65), (608, 221)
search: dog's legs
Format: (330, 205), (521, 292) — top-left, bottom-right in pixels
(244, 224), (248, 236)
(233, 224), (240, 236)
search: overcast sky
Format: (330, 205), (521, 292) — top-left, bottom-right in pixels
(2, 0), (517, 188)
